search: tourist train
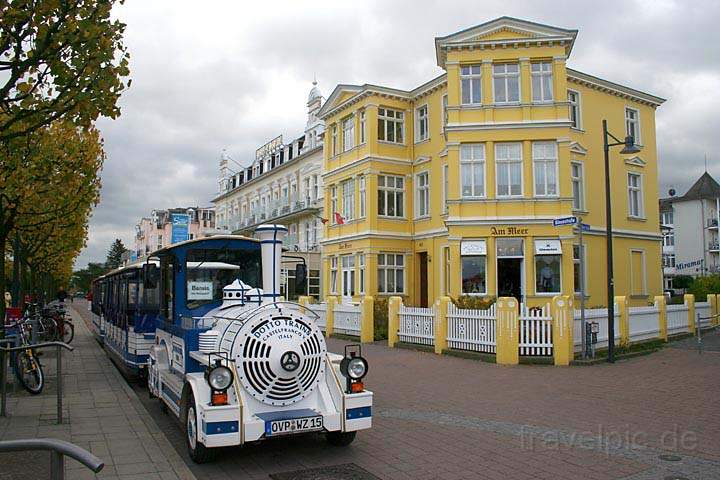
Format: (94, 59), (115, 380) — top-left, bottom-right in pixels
(90, 225), (372, 462)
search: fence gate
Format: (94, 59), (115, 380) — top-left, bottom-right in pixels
(398, 304), (435, 346)
(519, 304), (553, 356)
(446, 303), (497, 353)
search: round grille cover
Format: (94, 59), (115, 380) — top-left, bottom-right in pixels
(233, 307), (326, 406)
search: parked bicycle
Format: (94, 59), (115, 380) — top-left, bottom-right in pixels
(5, 316), (44, 395)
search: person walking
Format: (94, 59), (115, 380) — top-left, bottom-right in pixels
(57, 287), (68, 304)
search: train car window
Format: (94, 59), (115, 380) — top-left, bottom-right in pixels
(161, 258), (174, 322)
(185, 248), (262, 309)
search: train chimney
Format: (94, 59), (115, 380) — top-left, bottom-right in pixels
(255, 224), (288, 303)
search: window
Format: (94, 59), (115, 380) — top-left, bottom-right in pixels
(443, 246), (451, 295)
(462, 256), (487, 295)
(443, 164), (449, 213)
(460, 144), (485, 198)
(342, 178), (354, 220)
(330, 185), (338, 222)
(663, 231), (675, 247)
(378, 253), (404, 294)
(571, 162), (584, 210)
(157, 234), (163, 249)
(415, 105), (429, 142)
(331, 124), (337, 156)
(493, 63), (520, 103)
(660, 211), (673, 225)
(358, 254), (365, 294)
(573, 245), (585, 294)
(330, 257), (338, 294)
(416, 171), (430, 217)
(359, 176), (366, 217)
(568, 90), (581, 129)
(495, 143), (523, 197)
(627, 173), (644, 217)
(342, 116), (354, 152)
(531, 62), (553, 102)
(185, 248), (261, 309)
(359, 109), (366, 144)
(625, 107), (640, 144)
(341, 255), (356, 297)
(378, 107), (404, 144)
(536, 255), (561, 294)
(312, 174), (319, 200)
(378, 174), (404, 217)
(441, 94), (448, 132)
(630, 250), (646, 295)
(533, 142), (558, 197)
(663, 254), (676, 268)
(460, 65), (482, 105)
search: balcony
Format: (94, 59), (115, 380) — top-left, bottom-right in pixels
(709, 242), (720, 252)
(707, 218), (718, 229)
(231, 195), (323, 233)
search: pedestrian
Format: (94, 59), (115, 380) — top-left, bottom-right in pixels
(57, 286), (68, 304)
(4, 291), (10, 308)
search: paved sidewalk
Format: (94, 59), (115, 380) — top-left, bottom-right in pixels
(0, 304), (197, 480)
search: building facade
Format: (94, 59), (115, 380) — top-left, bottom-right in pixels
(660, 172), (720, 291)
(134, 207), (216, 259)
(318, 17), (665, 308)
(212, 82), (325, 299)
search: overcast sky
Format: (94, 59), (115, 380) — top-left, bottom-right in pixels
(78, 0), (720, 267)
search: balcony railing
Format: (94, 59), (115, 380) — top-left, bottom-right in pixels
(219, 196), (322, 233)
(709, 242), (720, 252)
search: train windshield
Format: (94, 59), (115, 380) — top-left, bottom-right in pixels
(185, 248), (261, 309)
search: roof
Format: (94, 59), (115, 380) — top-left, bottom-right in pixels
(660, 172), (720, 205)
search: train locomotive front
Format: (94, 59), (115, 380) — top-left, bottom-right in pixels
(147, 225), (372, 462)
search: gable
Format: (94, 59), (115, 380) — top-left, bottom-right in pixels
(624, 156), (646, 167)
(435, 16), (577, 67)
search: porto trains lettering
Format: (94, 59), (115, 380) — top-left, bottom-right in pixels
(90, 225), (372, 462)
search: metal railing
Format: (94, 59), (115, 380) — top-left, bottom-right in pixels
(0, 438), (104, 479)
(695, 312), (719, 354)
(1, 341), (74, 423)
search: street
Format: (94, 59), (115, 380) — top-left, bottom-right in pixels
(71, 301), (720, 480)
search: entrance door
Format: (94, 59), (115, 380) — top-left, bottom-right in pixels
(497, 258), (522, 302)
(418, 252), (428, 307)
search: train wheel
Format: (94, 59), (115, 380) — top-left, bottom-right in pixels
(326, 431), (356, 447)
(184, 391), (215, 463)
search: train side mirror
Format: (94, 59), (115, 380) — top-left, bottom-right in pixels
(295, 264), (307, 294)
(143, 263), (159, 288)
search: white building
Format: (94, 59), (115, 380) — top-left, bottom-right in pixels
(660, 172), (720, 291)
(212, 82), (325, 299)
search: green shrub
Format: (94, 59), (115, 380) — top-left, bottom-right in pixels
(373, 297), (388, 340)
(687, 275), (720, 302)
(451, 295), (496, 310)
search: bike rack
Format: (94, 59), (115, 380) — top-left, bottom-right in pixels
(0, 341), (74, 424)
(0, 437), (104, 480)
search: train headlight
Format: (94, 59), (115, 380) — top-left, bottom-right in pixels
(206, 363), (234, 392)
(344, 357), (368, 380)
(340, 345), (368, 394)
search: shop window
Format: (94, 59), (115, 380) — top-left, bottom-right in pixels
(461, 240), (487, 295)
(534, 240), (562, 294)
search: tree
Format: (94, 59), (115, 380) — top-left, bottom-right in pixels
(0, 0), (131, 142)
(105, 238), (126, 270)
(71, 262), (107, 293)
(0, 121), (103, 324)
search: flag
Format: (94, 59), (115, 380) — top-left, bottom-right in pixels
(313, 213), (329, 224)
(334, 212), (345, 225)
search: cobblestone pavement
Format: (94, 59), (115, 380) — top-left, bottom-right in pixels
(0, 304), (197, 480)
(73, 302), (720, 480)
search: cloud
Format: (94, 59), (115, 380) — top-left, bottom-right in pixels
(75, 0), (720, 267)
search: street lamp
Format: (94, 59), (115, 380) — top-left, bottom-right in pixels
(603, 119), (642, 363)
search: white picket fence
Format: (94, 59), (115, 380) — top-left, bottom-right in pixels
(446, 303), (497, 353)
(398, 304), (435, 346)
(311, 302), (327, 332)
(334, 301), (361, 336)
(667, 303), (690, 335)
(696, 301), (712, 328)
(519, 304), (553, 356)
(573, 306), (621, 351)
(627, 304), (660, 343)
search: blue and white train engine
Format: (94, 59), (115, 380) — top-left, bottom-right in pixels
(147, 225), (373, 463)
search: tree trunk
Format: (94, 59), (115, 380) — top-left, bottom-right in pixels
(0, 232), (6, 339)
(12, 233), (21, 307)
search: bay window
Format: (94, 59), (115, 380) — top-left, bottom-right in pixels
(378, 174), (404, 217)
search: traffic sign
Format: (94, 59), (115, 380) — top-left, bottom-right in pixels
(552, 216), (578, 227)
(578, 223), (591, 231)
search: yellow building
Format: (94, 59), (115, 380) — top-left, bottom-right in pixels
(317, 17), (665, 308)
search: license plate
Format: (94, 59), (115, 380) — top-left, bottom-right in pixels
(266, 415), (323, 436)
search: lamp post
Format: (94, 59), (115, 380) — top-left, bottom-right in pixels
(603, 119), (641, 363)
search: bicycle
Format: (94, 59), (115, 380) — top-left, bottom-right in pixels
(5, 317), (45, 395)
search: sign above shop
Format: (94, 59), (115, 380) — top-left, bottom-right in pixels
(534, 239), (562, 255)
(461, 240), (487, 256)
(490, 226), (528, 236)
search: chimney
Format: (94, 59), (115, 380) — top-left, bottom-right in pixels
(254, 224), (288, 303)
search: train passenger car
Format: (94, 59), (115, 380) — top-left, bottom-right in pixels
(146, 226), (373, 463)
(90, 261), (161, 376)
